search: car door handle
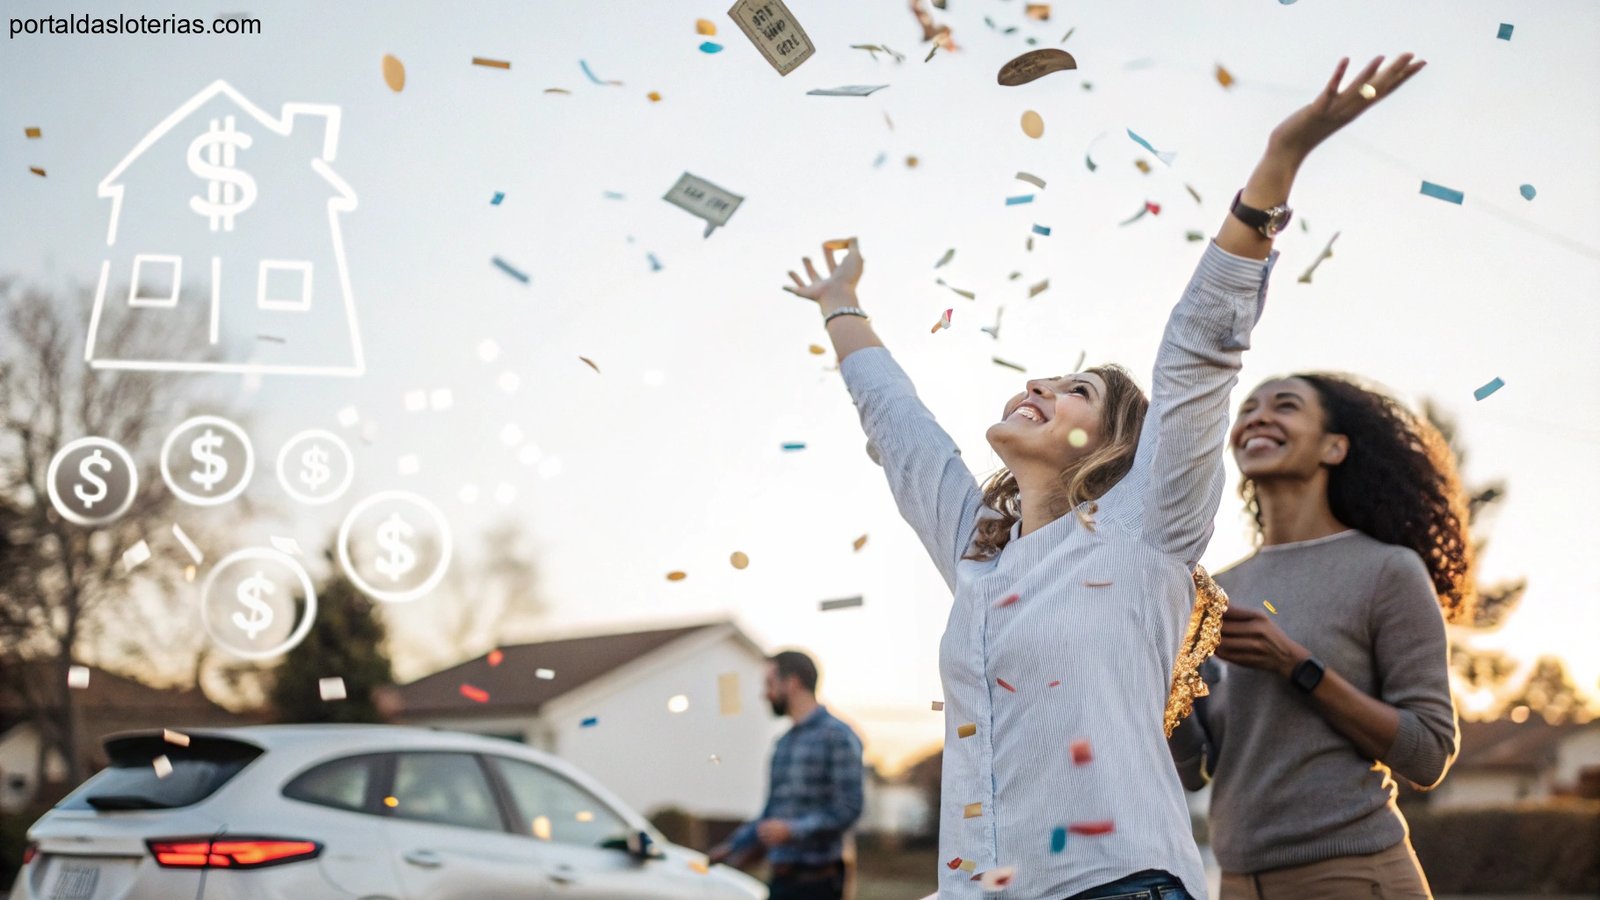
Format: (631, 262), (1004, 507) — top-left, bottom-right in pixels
(403, 849), (443, 869)
(548, 864), (578, 885)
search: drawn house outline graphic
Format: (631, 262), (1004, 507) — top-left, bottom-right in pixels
(86, 80), (365, 376)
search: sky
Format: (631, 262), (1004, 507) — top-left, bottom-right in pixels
(4, 0), (1598, 773)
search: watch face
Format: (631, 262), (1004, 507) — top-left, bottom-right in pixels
(1266, 208), (1292, 236)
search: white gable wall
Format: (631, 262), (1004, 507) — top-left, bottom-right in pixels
(1554, 725), (1600, 789)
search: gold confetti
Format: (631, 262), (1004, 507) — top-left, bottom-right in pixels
(718, 673), (742, 715)
(1264, 600), (1278, 614)
(472, 56), (511, 69)
(578, 356), (601, 373)
(1021, 110), (1045, 139)
(963, 802), (983, 819)
(689, 859), (710, 874)
(823, 238), (852, 251)
(1165, 566), (1229, 737)
(1215, 64), (1234, 89)
(666, 571), (687, 581)
(961, 859), (977, 873)
(184, 565), (197, 582)
(1134, 158), (1152, 174)
(384, 796), (399, 808)
(647, 91), (662, 102)
(1084, 578), (1112, 587)
(29, 166), (46, 177)
(957, 723), (977, 738)
(809, 344), (826, 355)
(24, 127), (42, 138)
(852, 533), (869, 551)
(162, 729), (191, 747)
(545, 88), (572, 94)
(905, 155), (920, 168)
(695, 18), (717, 35)
(730, 551), (749, 569)
(932, 700), (944, 711)
(1025, 3), (1050, 21)
(1029, 279), (1049, 298)
(382, 54), (406, 92)
(1015, 171), (1046, 189)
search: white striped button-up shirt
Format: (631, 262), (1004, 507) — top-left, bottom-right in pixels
(840, 242), (1276, 899)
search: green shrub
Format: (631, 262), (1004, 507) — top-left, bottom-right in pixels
(1408, 799), (1600, 894)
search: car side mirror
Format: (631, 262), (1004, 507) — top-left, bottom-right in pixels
(625, 830), (657, 860)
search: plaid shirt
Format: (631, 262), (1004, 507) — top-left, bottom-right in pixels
(728, 705), (864, 867)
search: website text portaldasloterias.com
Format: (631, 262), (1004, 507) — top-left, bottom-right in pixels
(9, 13), (261, 39)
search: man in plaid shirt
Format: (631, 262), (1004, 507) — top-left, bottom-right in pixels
(712, 650), (865, 900)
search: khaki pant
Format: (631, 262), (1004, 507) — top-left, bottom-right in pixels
(1220, 840), (1432, 900)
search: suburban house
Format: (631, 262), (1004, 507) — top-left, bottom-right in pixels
(0, 664), (245, 812)
(390, 620), (787, 825)
(1418, 717), (1600, 808)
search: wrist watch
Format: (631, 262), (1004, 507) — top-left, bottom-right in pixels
(1230, 189), (1293, 238)
(1289, 656), (1326, 694)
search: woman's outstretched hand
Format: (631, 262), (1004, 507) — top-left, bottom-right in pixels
(1269, 54), (1426, 161)
(784, 238), (863, 312)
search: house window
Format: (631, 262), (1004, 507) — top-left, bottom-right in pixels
(128, 254), (182, 307)
(258, 259), (313, 311)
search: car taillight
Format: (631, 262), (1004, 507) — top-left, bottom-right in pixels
(147, 837), (322, 869)
(22, 843), (38, 865)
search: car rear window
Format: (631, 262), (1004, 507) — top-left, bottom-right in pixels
(60, 733), (262, 811)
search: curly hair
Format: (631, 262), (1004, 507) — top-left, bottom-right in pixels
(963, 364), (1149, 562)
(1239, 373), (1475, 623)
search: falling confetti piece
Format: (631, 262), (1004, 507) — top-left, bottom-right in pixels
(1052, 826), (1068, 852)
(997, 678), (1017, 692)
(996, 593), (1021, 608)
(668, 694), (690, 713)
(581, 716), (599, 727)
(998, 48), (1077, 86)
(1069, 821), (1115, 836)
(1005, 194), (1035, 206)
(163, 729), (191, 747)
(1133, 158), (1152, 175)
(269, 536), (304, 557)
(853, 534), (869, 551)
(536, 668), (556, 680)
(121, 539), (151, 573)
(579, 60), (612, 84)
(319, 677), (347, 701)
(823, 238), (853, 251)
(1264, 600), (1279, 614)
(1025, 2), (1050, 20)
(1519, 184), (1536, 200)
(381, 54), (406, 91)
(667, 571), (687, 581)
(1061, 26), (1075, 42)
(1084, 577), (1112, 588)
(578, 356), (601, 374)
(931, 308), (954, 333)
(1297, 231), (1340, 283)
(993, 357), (1026, 373)
(1474, 377), (1505, 401)
(68, 666), (91, 689)
(29, 167), (45, 177)
(1032, 224), (1052, 236)
(1420, 181), (1465, 205)
(709, 754), (721, 763)
(1015, 172), (1046, 189)
(963, 803), (983, 819)
(730, 551), (750, 569)
(934, 279), (976, 300)
(932, 700), (944, 711)
(1028, 279), (1049, 298)
(460, 684), (490, 703)
(544, 88), (572, 95)
(696, 18), (717, 35)
(781, 441), (807, 451)
(1145, 201), (1162, 215)
(1215, 64), (1235, 88)
(820, 595), (865, 611)
(491, 191), (505, 205)
(24, 127), (42, 138)
(934, 248), (956, 268)
(718, 673), (741, 715)
(960, 859), (977, 873)
(1126, 128), (1176, 165)
(1497, 23), (1514, 40)
(905, 155), (919, 168)
(648, 90), (662, 102)
(1185, 231), (1206, 242)
(488, 649), (504, 667)
(948, 857), (965, 870)
(925, 44), (939, 62)
(491, 256), (530, 283)
(1071, 739), (1093, 765)
(806, 84), (891, 97)
(979, 867), (1017, 890)
(872, 152), (887, 167)
(171, 524), (206, 563)
(1021, 110), (1045, 139)
(699, 41), (724, 53)
(472, 56), (511, 69)
(184, 565), (196, 582)
(1047, 680), (1061, 688)
(154, 755), (174, 779)
(689, 859), (710, 874)
(1118, 204), (1151, 226)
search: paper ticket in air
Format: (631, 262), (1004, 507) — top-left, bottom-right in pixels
(728, 0), (815, 76)
(662, 172), (744, 237)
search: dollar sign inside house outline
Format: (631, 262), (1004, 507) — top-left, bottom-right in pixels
(231, 570), (275, 640)
(299, 444), (330, 492)
(187, 115), (258, 231)
(190, 428), (228, 492)
(375, 513), (417, 582)
(73, 449), (112, 510)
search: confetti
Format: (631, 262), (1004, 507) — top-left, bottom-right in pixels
(963, 803), (984, 819)
(121, 539), (152, 573)
(544, 88), (572, 95)
(337, 405), (360, 427)
(992, 357), (1026, 373)
(491, 191), (505, 205)
(1497, 22), (1514, 40)
(960, 859), (977, 873)
(1070, 739), (1093, 765)
(581, 716), (599, 728)
(699, 41), (724, 53)
(925, 44), (939, 62)
(668, 694), (690, 713)
(852, 534), (869, 552)
(579, 60), (614, 84)
(667, 571), (688, 581)
(689, 859), (710, 874)
(932, 700), (944, 711)
(820, 595), (865, 611)
(1025, 3), (1051, 21)
(1264, 600), (1278, 614)
(68, 665), (91, 689)
(153, 755), (174, 779)
(931, 308), (953, 333)
(806, 85), (890, 97)
(1133, 159), (1152, 175)
(602, 190), (626, 200)
(575, 356), (601, 375)
(663, 172), (744, 237)
(729, 551), (749, 569)
(460, 684), (490, 703)
(709, 755), (721, 764)
(1185, 231), (1206, 242)
(1118, 204), (1151, 226)
(319, 677), (347, 701)
(472, 56), (511, 70)
(1126, 128), (1176, 165)
(1069, 821), (1114, 836)
(947, 857), (964, 870)
(1420, 181), (1465, 205)
(696, 18), (717, 35)
(29, 167), (45, 177)
(1215, 64), (1235, 88)
(536, 668), (556, 680)
(997, 678), (1017, 692)
(718, 673), (742, 715)
(1186, 184), (1202, 204)
(1021, 110), (1045, 139)
(184, 565), (196, 582)
(998, 48), (1077, 86)
(728, 0), (816, 75)
(381, 54), (406, 91)
(1047, 680), (1061, 688)
(1015, 172), (1046, 189)
(1005, 194), (1035, 206)
(1520, 184), (1536, 201)
(996, 593), (1021, 608)
(982, 308), (1004, 340)
(163, 729), (191, 747)
(979, 867), (1016, 890)
(491, 256), (530, 283)
(1031, 224), (1052, 236)
(958, 723), (977, 738)
(905, 155), (919, 168)
(1051, 826), (1068, 853)
(934, 248), (956, 268)
(781, 441), (806, 451)
(1145, 201), (1162, 216)
(648, 91), (662, 102)
(488, 649), (504, 667)
(1474, 377), (1505, 401)
(1296, 231), (1339, 284)
(647, 252), (663, 271)
(1060, 26), (1075, 42)
(1028, 279), (1049, 298)
(24, 127), (42, 138)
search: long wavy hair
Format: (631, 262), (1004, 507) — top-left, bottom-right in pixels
(1240, 373), (1475, 623)
(963, 364), (1148, 562)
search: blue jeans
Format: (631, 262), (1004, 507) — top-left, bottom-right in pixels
(1065, 868), (1196, 900)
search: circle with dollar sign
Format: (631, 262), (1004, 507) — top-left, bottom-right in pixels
(337, 490), (453, 604)
(160, 415), (255, 507)
(276, 429), (355, 505)
(200, 547), (317, 660)
(45, 437), (140, 527)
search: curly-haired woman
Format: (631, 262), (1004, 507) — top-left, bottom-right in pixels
(1167, 373), (1472, 899)
(783, 55), (1425, 900)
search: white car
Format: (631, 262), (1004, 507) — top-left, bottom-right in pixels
(11, 724), (767, 899)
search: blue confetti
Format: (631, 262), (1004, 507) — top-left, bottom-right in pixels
(1420, 181), (1465, 205)
(491, 256), (530, 284)
(781, 442), (807, 451)
(1051, 827), (1068, 853)
(579, 60), (607, 85)
(602, 191), (626, 200)
(581, 716), (599, 728)
(1497, 23), (1514, 40)
(1519, 184), (1536, 201)
(1473, 377), (1505, 401)
(1126, 128), (1176, 165)
(1005, 194), (1036, 206)
(699, 41), (724, 54)
(491, 191), (505, 205)
(872, 152), (887, 168)
(648, 253), (662, 271)
(1032, 224), (1052, 236)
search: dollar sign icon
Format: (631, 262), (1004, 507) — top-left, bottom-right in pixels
(374, 513), (417, 582)
(73, 449), (112, 510)
(231, 571), (276, 640)
(190, 429), (229, 492)
(299, 445), (330, 492)
(187, 115), (258, 231)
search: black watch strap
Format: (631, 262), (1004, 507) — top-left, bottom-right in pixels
(1230, 189), (1291, 238)
(1290, 656), (1326, 694)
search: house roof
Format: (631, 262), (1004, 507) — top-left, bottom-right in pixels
(1453, 718), (1598, 773)
(393, 621), (757, 718)
(0, 663), (246, 749)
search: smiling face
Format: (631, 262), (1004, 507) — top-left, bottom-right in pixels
(986, 373), (1107, 469)
(1230, 377), (1349, 481)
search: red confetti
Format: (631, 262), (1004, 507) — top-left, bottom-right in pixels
(995, 593), (1021, 608)
(1145, 201), (1161, 215)
(1071, 739), (1093, 765)
(487, 649), (504, 667)
(997, 678), (1017, 693)
(1047, 680), (1062, 688)
(459, 684), (490, 703)
(947, 857), (964, 870)
(1069, 821), (1115, 835)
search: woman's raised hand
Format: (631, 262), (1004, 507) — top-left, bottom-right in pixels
(784, 238), (864, 312)
(1269, 54), (1426, 160)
